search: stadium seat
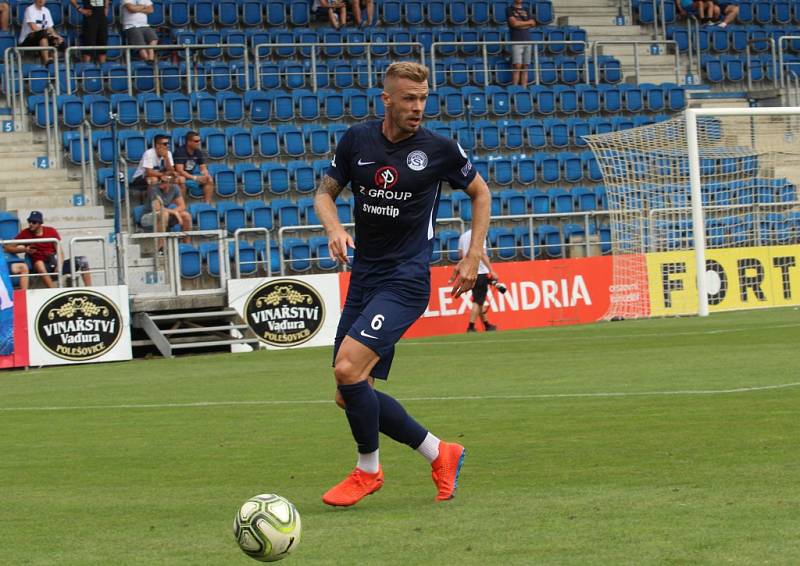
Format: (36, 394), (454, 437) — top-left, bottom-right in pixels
(253, 126), (279, 158)
(209, 164), (236, 197)
(200, 127), (227, 159)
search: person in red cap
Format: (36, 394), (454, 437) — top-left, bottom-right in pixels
(5, 211), (62, 288)
(5, 211), (93, 288)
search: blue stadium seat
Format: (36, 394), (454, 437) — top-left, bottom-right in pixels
(209, 164), (237, 197)
(538, 224), (563, 257)
(179, 244), (202, 278)
(283, 237), (312, 271)
(236, 164), (263, 197)
(192, 92), (218, 124)
(169, 0), (190, 26)
(306, 125), (331, 155)
(109, 93), (138, 126)
(280, 125), (306, 157)
(245, 91), (271, 124)
(492, 158), (514, 186)
(119, 130), (145, 162)
(200, 127), (227, 159)
(537, 153), (561, 184)
(427, 0), (446, 25)
(193, 0), (215, 26)
(138, 93), (165, 126)
(226, 126), (254, 159)
(264, 164), (291, 195)
(545, 117), (570, 148)
(561, 152), (583, 183)
(532, 86), (555, 115)
(517, 157), (537, 185)
(524, 118), (547, 149)
(240, 0), (263, 26)
(289, 0), (310, 25)
(270, 91), (295, 121)
(224, 205), (248, 236)
(501, 189), (528, 215)
(253, 125), (279, 158)
(503, 121), (524, 150)
(289, 160), (316, 193)
(217, 91), (244, 123)
(405, 0), (424, 24)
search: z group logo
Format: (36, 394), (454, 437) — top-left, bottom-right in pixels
(374, 166), (399, 190)
(245, 280), (325, 347)
(35, 291), (123, 361)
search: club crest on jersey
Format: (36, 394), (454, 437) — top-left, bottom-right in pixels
(374, 166), (399, 189)
(406, 150), (428, 172)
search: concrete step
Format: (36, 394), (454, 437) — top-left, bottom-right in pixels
(8, 205), (107, 224)
(0, 191), (82, 210)
(577, 25), (651, 37)
(558, 15), (629, 26)
(553, 0), (617, 7)
(599, 43), (676, 57)
(613, 54), (680, 66)
(556, 7), (619, 17)
(0, 131), (36, 146)
(0, 168), (74, 182)
(0, 155), (64, 169)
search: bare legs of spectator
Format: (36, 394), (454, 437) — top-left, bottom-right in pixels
(718, 5), (738, 27)
(0, 4), (8, 32)
(139, 39), (157, 63)
(82, 53), (107, 64)
(351, 0), (374, 26)
(32, 260), (57, 288)
(327, 2), (347, 29)
(11, 263), (29, 290)
(512, 64), (528, 88)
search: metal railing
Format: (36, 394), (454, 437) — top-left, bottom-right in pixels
(254, 41), (425, 92)
(777, 35), (800, 90)
(64, 43), (250, 97)
(127, 229), (227, 298)
(647, 200), (800, 252)
(68, 235), (111, 287)
(233, 227), (272, 279)
(76, 119), (97, 205)
(4, 46), (60, 125)
(745, 36), (778, 90)
(591, 40), (680, 85)
(0, 237), (64, 287)
(430, 40), (590, 88)
(277, 218), (466, 275)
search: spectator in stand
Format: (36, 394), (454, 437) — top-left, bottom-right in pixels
(140, 175), (192, 251)
(675, 0), (711, 23)
(174, 131), (214, 205)
(18, 0), (66, 65)
(70, 0), (109, 64)
(130, 135), (184, 194)
(0, 1), (10, 32)
(711, 0), (739, 27)
(351, 0), (375, 26)
(313, 0), (347, 29)
(2, 253), (30, 290)
(506, 0), (536, 87)
(3, 211), (93, 288)
(120, 0), (157, 63)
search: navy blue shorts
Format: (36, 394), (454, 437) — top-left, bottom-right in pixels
(333, 284), (429, 380)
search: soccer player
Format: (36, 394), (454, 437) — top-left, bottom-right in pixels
(314, 61), (491, 507)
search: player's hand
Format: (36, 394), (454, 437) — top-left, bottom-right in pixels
(489, 271), (498, 282)
(449, 254), (479, 298)
(327, 227), (354, 265)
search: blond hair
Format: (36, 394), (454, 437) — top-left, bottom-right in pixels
(384, 61), (429, 84)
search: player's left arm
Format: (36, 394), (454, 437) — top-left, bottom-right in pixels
(450, 174), (491, 298)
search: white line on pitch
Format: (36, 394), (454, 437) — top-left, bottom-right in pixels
(400, 322), (800, 347)
(0, 382), (798, 413)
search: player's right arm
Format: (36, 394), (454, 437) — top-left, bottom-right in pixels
(314, 175), (354, 264)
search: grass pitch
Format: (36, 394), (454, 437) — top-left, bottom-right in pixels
(0, 308), (798, 565)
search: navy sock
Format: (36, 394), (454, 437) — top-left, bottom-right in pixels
(374, 389), (428, 450)
(337, 380), (380, 454)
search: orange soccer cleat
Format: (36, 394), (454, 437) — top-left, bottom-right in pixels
(322, 466), (384, 507)
(431, 442), (467, 501)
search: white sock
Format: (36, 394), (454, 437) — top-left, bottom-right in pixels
(416, 433), (441, 464)
(357, 449), (380, 474)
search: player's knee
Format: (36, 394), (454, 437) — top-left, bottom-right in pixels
(333, 357), (359, 385)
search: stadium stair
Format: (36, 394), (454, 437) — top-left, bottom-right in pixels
(554, 0), (685, 83)
(132, 308), (260, 358)
(0, 130), (84, 211)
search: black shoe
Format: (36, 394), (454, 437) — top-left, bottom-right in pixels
(484, 323), (497, 331)
(466, 326), (476, 333)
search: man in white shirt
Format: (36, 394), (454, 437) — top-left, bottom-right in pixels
(120, 0), (157, 63)
(458, 228), (498, 332)
(130, 135), (184, 194)
(18, 0), (65, 65)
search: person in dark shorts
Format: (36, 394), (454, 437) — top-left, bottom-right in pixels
(121, 0), (157, 63)
(458, 228), (497, 332)
(71, 0), (109, 64)
(18, 0), (65, 65)
(314, 61), (491, 508)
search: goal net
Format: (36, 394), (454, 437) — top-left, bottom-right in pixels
(585, 108), (800, 319)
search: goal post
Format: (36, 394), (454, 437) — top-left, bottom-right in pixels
(586, 107), (800, 319)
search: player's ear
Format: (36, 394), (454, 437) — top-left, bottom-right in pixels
(380, 89), (391, 109)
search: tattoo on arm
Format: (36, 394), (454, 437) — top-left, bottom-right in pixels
(316, 175), (343, 201)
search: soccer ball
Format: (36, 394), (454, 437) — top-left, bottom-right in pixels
(233, 494), (302, 562)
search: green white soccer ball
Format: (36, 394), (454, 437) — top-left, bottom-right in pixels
(233, 494), (301, 562)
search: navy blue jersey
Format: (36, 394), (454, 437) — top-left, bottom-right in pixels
(326, 120), (477, 292)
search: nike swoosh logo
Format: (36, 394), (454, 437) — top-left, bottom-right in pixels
(359, 330), (379, 339)
(357, 159), (375, 166)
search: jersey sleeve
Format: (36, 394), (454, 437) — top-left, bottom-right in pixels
(325, 126), (354, 188)
(441, 139), (477, 191)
